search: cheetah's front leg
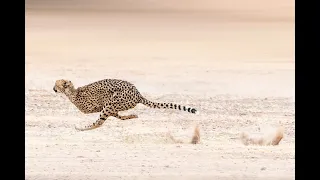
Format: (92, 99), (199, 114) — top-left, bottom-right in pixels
(113, 113), (138, 120)
(75, 107), (111, 131)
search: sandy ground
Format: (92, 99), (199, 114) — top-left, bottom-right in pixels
(25, 3), (295, 179)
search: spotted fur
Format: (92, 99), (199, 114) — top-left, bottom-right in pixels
(53, 79), (198, 131)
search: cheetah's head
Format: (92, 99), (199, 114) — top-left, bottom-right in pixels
(53, 79), (74, 93)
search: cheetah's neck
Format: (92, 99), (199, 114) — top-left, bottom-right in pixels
(64, 87), (77, 103)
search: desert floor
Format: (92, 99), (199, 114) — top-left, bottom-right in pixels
(25, 9), (295, 180)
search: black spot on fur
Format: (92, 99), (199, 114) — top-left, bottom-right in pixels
(191, 109), (197, 113)
(183, 106), (186, 111)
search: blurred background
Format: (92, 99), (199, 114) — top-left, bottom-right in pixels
(25, 0), (294, 61)
(25, 0), (295, 96)
(26, 0), (294, 19)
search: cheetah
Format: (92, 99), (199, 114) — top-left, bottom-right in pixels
(53, 79), (198, 131)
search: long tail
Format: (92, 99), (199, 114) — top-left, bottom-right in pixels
(140, 97), (198, 114)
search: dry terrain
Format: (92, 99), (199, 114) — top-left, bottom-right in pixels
(25, 1), (295, 179)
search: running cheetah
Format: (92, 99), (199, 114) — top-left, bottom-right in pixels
(53, 79), (198, 131)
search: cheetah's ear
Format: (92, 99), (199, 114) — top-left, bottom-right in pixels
(63, 81), (71, 88)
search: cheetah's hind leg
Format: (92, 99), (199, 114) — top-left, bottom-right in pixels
(75, 110), (110, 131)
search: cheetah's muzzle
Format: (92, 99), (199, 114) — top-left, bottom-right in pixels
(53, 87), (57, 92)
